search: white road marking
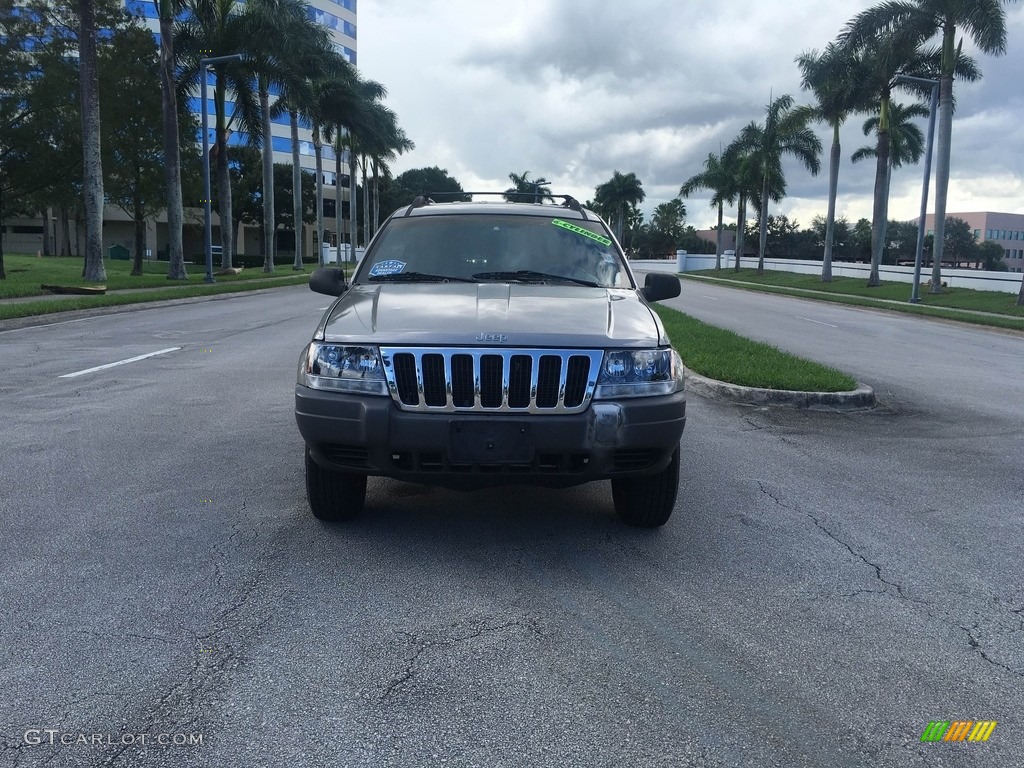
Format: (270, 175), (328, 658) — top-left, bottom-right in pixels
(796, 316), (838, 328)
(701, 295), (718, 301)
(60, 347), (181, 378)
(317, 307), (330, 311)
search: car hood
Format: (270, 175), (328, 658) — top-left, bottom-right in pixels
(318, 283), (668, 348)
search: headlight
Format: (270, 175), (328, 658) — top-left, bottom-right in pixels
(299, 343), (388, 395)
(594, 348), (684, 399)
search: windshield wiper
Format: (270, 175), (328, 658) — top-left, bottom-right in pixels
(471, 270), (601, 287)
(368, 272), (474, 283)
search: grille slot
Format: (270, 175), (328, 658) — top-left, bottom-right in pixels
(381, 347), (603, 414)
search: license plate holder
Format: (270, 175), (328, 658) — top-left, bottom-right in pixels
(449, 421), (533, 464)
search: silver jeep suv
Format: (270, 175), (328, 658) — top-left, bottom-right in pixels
(295, 195), (686, 526)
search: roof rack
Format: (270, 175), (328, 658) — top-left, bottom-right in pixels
(407, 192), (589, 220)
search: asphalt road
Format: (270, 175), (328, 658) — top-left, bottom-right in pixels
(1, 283), (1022, 768)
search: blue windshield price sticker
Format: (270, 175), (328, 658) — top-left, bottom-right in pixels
(551, 218), (613, 247)
(369, 260), (406, 277)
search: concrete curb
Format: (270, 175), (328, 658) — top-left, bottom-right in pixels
(684, 368), (876, 411)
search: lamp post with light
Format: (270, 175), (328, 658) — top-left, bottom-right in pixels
(200, 53), (244, 283)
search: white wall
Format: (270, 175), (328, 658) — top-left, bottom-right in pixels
(630, 254), (1024, 295)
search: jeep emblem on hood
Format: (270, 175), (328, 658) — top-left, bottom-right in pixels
(476, 332), (508, 343)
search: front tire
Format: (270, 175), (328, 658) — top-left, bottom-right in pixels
(305, 447), (367, 522)
(611, 446), (679, 527)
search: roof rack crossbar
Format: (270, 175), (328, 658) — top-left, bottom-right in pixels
(409, 192), (589, 220)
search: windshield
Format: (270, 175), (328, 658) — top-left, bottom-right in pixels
(355, 214), (632, 289)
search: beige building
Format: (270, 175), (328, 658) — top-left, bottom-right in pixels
(917, 211), (1024, 273)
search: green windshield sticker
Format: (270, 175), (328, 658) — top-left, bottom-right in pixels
(551, 218), (613, 246)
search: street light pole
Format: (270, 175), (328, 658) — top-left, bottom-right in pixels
(896, 74), (939, 304)
(200, 53), (244, 284)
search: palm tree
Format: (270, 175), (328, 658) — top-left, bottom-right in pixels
(722, 136), (766, 272)
(241, 0), (333, 273)
(796, 43), (874, 282)
(738, 94), (821, 274)
(177, 0), (262, 268)
(851, 101), (928, 269)
(594, 171), (645, 245)
(78, 0), (105, 282)
(680, 151), (735, 270)
(504, 171), (553, 204)
(843, 0), (1019, 293)
(335, 75), (387, 253)
(157, 0), (187, 279)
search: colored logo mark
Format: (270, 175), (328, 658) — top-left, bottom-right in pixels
(920, 720), (997, 742)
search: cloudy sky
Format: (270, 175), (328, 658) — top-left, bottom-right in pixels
(356, 0), (1024, 230)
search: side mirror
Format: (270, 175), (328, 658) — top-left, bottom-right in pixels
(309, 267), (347, 297)
(641, 272), (681, 303)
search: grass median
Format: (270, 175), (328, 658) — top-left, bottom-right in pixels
(682, 268), (1024, 331)
(0, 255), (362, 322)
(654, 304), (858, 392)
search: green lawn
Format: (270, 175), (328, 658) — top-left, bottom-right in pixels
(654, 304), (858, 392)
(0, 253), (317, 299)
(685, 268), (1024, 318)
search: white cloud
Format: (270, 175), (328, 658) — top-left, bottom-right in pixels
(358, 0), (1024, 227)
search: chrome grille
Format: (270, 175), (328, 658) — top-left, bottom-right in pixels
(380, 347), (604, 413)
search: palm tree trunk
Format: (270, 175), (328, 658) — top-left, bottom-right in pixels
(734, 195), (746, 272)
(714, 202), (723, 270)
(757, 175), (769, 275)
(260, 85), (275, 273)
(214, 79), (232, 269)
(132, 193), (145, 276)
(361, 156), (370, 247)
(867, 105), (891, 287)
(372, 159), (380, 235)
(348, 142), (357, 250)
(78, 0), (105, 282)
(42, 207), (51, 256)
(334, 142), (343, 260)
(290, 111), (303, 270)
(158, 8), (186, 279)
(314, 127), (324, 266)
(822, 123), (841, 283)
(930, 73), (954, 294)
(60, 206), (71, 257)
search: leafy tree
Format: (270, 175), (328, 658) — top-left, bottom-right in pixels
(504, 171), (553, 204)
(797, 42), (874, 281)
(645, 199), (687, 257)
(738, 93), (821, 275)
(379, 166), (469, 217)
(811, 215), (853, 261)
(942, 216), (978, 268)
(977, 240), (1006, 271)
(843, 0), (1015, 293)
(849, 218), (873, 262)
(884, 219), (920, 265)
(679, 151), (734, 269)
(594, 171), (645, 244)
(100, 23), (199, 274)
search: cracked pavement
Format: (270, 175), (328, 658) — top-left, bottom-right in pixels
(1, 282), (1022, 767)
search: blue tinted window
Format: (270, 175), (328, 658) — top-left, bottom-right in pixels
(124, 0), (159, 19)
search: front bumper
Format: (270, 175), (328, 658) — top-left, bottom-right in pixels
(295, 386), (686, 489)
